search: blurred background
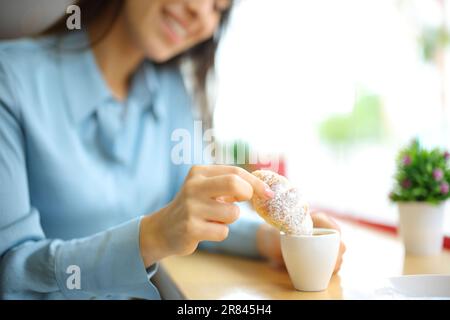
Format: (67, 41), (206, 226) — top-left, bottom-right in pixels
(213, 0), (450, 233)
(0, 0), (449, 235)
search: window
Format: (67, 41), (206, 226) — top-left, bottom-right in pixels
(214, 0), (450, 233)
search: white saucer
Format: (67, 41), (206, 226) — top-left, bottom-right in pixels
(374, 274), (450, 299)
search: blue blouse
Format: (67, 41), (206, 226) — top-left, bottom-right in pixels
(0, 31), (262, 299)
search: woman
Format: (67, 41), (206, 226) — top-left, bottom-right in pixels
(0, 0), (345, 299)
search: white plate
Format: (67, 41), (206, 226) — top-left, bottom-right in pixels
(374, 274), (450, 299)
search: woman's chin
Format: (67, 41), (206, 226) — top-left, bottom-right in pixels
(141, 39), (178, 63)
(146, 48), (178, 63)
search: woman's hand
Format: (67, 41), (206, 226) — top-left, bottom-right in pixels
(310, 212), (346, 273)
(257, 212), (346, 274)
(139, 165), (275, 268)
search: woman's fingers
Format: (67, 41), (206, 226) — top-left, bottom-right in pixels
(197, 174), (254, 201)
(333, 241), (346, 274)
(198, 199), (241, 224)
(215, 196), (237, 203)
(196, 221), (230, 242)
(311, 212), (341, 232)
(190, 165), (274, 200)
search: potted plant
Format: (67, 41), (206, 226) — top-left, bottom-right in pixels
(389, 139), (450, 255)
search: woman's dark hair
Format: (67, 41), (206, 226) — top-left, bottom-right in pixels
(41, 0), (232, 128)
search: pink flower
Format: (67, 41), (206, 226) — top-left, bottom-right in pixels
(433, 168), (444, 181)
(402, 155), (412, 166)
(401, 179), (412, 189)
(440, 182), (449, 195)
(444, 151), (450, 161)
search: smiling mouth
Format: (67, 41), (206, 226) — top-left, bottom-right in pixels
(162, 11), (188, 44)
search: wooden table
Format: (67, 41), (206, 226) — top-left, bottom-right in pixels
(159, 220), (450, 299)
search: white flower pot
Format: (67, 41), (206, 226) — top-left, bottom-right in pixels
(398, 202), (446, 255)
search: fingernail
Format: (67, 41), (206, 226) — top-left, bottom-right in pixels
(264, 186), (275, 199)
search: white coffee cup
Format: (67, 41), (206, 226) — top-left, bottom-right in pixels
(281, 228), (340, 292)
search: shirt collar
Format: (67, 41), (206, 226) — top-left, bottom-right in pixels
(129, 60), (166, 121)
(59, 31), (165, 124)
